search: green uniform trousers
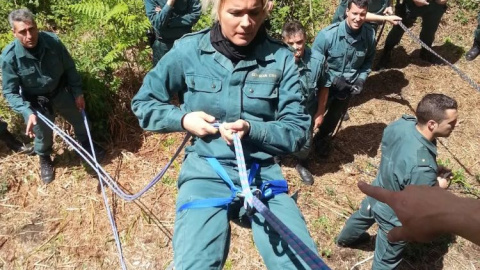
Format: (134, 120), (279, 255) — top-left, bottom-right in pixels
(384, 0), (446, 50)
(173, 154), (318, 269)
(0, 119), (7, 134)
(29, 89), (88, 156)
(336, 197), (406, 269)
(474, 11), (480, 42)
(152, 39), (174, 67)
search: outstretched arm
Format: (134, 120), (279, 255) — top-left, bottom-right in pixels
(358, 181), (480, 245)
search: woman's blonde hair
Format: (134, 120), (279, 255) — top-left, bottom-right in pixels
(201, 0), (270, 21)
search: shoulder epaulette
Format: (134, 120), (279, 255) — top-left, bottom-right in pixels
(182, 27), (210, 38)
(324, 22), (341, 31)
(417, 147), (434, 167)
(266, 35), (288, 48)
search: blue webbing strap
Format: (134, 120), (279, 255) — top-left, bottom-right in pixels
(177, 158), (239, 212)
(233, 134), (330, 270)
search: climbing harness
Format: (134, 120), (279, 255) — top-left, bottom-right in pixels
(36, 111), (330, 269)
(398, 21), (480, 92)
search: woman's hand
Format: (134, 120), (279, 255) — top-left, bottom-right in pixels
(182, 112), (218, 137)
(219, 120), (250, 145)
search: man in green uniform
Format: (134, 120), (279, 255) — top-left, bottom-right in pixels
(1, 9), (105, 184)
(311, 0), (376, 156)
(281, 21), (325, 185)
(0, 118), (33, 153)
(144, 0), (201, 66)
(336, 93), (458, 269)
(376, 0), (448, 70)
(465, 11), (480, 61)
(332, 0), (401, 30)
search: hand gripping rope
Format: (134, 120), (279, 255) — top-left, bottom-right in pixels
(397, 21), (480, 92)
(36, 111), (330, 269)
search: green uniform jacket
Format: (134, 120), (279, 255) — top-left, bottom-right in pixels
(132, 29), (310, 166)
(372, 115), (438, 226)
(144, 0), (201, 41)
(297, 47), (325, 117)
(1, 32), (82, 120)
(312, 20), (376, 87)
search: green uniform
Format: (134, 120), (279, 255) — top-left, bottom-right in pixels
(383, 0), (446, 51)
(474, 11), (480, 43)
(332, 0), (390, 30)
(293, 47), (325, 160)
(337, 115), (438, 269)
(1, 32), (87, 156)
(144, 0), (201, 65)
(132, 28), (317, 269)
(311, 20), (375, 148)
(0, 119), (7, 134)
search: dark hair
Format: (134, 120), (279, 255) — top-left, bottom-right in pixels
(281, 21), (306, 40)
(416, 94), (458, 125)
(347, 0), (369, 9)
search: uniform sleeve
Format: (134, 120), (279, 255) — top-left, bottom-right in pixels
(168, 0), (201, 28)
(59, 39), (83, 97)
(1, 55), (34, 119)
(145, 0), (174, 32)
(246, 53), (311, 155)
(311, 30), (333, 87)
(131, 45), (187, 132)
(357, 30), (376, 82)
(407, 166), (438, 187)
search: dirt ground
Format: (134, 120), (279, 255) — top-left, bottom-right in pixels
(1, 4), (480, 270)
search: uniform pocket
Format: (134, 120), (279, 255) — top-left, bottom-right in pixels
(185, 74), (222, 115)
(352, 51), (366, 69)
(242, 81), (278, 121)
(327, 49), (344, 71)
(18, 67), (38, 87)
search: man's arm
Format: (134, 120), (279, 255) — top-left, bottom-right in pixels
(365, 12), (402, 25)
(1, 57), (34, 120)
(167, 0), (201, 28)
(58, 38), (83, 98)
(313, 86), (329, 130)
(145, 0), (175, 32)
(358, 181), (480, 245)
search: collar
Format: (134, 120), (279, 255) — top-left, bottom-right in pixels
(403, 114), (438, 155)
(14, 32), (50, 59)
(199, 28), (276, 67)
(338, 20), (366, 43)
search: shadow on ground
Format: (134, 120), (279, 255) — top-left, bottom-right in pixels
(306, 122), (387, 177)
(399, 234), (456, 270)
(373, 41), (464, 71)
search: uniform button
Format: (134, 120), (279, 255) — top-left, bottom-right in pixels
(422, 159), (425, 162)
(249, 88), (254, 93)
(191, 80), (195, 87)
(212, 84), (216, 89)
(273, 89), (277, 94)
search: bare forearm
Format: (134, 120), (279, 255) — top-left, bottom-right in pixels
(316, 87), (329, 115)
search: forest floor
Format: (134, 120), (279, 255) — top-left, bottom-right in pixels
(1, 4), (480, 270)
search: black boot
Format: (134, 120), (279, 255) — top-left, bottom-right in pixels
(0, 130), (34, 154)
(295, 163), (314, 185)
(374, 49), (392, 71)
(81, 140), (106, 162)
(336, 232), (371, 247)
(39, 155), (55, 184)
(419, 48), (443, 65)
(466, 40), (480, 61)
